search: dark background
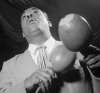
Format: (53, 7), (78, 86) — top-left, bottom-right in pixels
(0, 0), (100, 69)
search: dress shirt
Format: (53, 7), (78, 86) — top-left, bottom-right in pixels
(28, 37), (55, 65)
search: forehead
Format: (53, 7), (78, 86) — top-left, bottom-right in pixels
(22, 7), (43, 16)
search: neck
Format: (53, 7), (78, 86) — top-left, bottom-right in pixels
(27, 34), (51, 46)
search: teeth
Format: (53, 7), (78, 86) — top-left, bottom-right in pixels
(28, 17), (38, 23)
(29, 19), (34, 23)
(30, 20), (33, 22)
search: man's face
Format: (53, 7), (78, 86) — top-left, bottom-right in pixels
(21, 7), (50, 37)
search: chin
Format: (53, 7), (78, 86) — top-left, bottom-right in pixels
(29, 29), (42, 36)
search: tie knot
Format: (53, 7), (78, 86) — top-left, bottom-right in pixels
(37, 45), (47, 51)
(39, 45), (46, 49)
(35, 45), (47, 55)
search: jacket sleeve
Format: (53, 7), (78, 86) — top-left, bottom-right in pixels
(77, 49), (100, 93)
(87, 67), (100, 93)
(85, 45), (100, 93)
(0, 62), (26, 93)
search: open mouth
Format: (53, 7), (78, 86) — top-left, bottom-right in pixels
(29, 19), (34, 23)
(29, 18), (38, 24)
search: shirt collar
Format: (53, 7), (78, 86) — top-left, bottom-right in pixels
(28, 37), (55, 54)
(44, 37), (55, 54)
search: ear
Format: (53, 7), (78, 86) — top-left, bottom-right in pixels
(43, 12), (52, 27)
(48, 21), (52, 27)
(22, 33), (25, 38)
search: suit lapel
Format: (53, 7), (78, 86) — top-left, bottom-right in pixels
(15, 50), (38, 81)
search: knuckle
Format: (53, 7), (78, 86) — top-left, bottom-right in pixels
(43, 78), (48, 83)
(48, 74), (51, 79)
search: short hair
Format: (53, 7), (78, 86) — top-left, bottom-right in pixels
(21, 7), (50, 22)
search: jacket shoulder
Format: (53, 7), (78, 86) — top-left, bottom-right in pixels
(5, 50), (28, 68)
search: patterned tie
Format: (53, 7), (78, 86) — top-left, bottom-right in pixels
(36, 45), (51, 93)
(36, 45), (48, 69)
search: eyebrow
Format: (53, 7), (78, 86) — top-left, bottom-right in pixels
(21, 15), (26, 19)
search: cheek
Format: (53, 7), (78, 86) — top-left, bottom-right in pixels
(21, 20), (28, 31)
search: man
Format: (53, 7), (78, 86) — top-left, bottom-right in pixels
(0, 7), (100, 93)
(0, 7), (58, 93)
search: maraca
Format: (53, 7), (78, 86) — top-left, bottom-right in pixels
(58, 13), (93, 52)
(49, 43), (76, 74)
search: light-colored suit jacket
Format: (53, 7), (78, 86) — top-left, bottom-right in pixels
(0, 41), (100, 93)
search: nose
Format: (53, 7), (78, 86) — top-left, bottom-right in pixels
(27, 10), (39, 19)
(26, 14), (33, 19)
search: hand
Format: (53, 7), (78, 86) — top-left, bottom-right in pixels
(24, 67), (57, 92)
(80, 45), (100, 77)
(84, 54), (100, 68)
(83, 54), (100, 77)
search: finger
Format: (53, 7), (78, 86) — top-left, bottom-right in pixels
(86, 55), (100, 66)
(36, 70), (52, 85)
(25, 73), (39, 87)
(46, 61), (52, 68)
(36, 86), (47, 93)
(32, 72), (42, 82)
(42, 67), (57, 79)
(39, 68), (54, 79)
(88, 61), (100, 69)
(37, 70), (53, 91)
(45, 67), (54, 76)
(39, 82), (48, 93)
(84, 55), (95, 63)
(34, 72), (50, 92)
(41, 79), (50, 92)
(36, 73), (50, 93)
(46, 67), (58, 79)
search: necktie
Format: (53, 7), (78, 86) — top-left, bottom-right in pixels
(35, 45), (50, 93)
(36, 45), (48, 69)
